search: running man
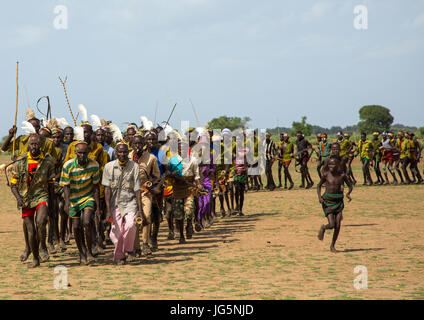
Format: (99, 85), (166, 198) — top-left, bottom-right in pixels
(317, 156), (353, 252)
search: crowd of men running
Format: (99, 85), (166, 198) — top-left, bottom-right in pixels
(1, 108), (422, 266)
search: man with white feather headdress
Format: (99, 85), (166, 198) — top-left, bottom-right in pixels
(63, 104), (105, 167)
(1, 109), (59, 162)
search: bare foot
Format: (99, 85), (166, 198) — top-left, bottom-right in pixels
(48, 243), (57, 254)
(126, 252), (137, 262)
(80, 253), (88, 265)
(20, 249), (31, 262)
(318, 225), (325, 241)
(39, 250), (50, 263)
(87, 253), (96, 263)
(58, 240), (67, 252)
(330, 246), (338, 253)
(28, 258), (40, 268)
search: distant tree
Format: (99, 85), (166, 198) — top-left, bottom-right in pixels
(207, 116), (251, 131)
(357, 105), (394, 134)
(418, 127), (424, 138)
(390, 123), (418, 133)
(291, 116), (313, 136)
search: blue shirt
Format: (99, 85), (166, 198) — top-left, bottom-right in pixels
(151, 148), (167, 175)
(103, 143), (116, 161)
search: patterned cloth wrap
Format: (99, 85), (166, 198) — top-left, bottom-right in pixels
(174, 195), (195, 221)
(321, 193), (344, 217)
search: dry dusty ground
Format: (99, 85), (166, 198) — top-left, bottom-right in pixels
(0, 155), (423, 300)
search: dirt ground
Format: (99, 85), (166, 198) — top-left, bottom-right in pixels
(0, 155), (423, 300)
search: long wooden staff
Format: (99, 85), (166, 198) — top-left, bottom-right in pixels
(58, 76), (77, 126)
(189, 98), (200, 128)
(12, 62), (19, 160)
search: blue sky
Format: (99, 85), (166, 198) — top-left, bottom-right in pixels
(0, 0), (423, 133)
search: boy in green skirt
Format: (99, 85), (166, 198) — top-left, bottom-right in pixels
(317, 156), (353, 252)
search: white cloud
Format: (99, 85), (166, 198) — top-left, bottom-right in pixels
(410, 12), (424, 28)
(301, 2), (333, 24)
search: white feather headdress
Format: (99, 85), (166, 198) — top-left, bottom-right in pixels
(74, 126), (84, 142)
(163, 124), (173, 137)
(78, 104), (88, 123)
(57, 118), (70, 128)
(140, 116), (153, 131)
(90, 114), (102, 130)
(21, 121), (36, 135)
(109, 123), (123, 143)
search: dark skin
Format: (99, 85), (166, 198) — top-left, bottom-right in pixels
(63, 127), (74, 144)
(2, 119), (41, 159)
(39, 128), (51, 138)
(125, 128), (136, 143)
(95, 128), (105, 145)
(10, 135), (53, 267)
(279, 134), (294, 189)
(360, 134), (373, 186)
(82, 125), (93, 144)
(104, 144), (143, 263)
(104, 127), (113, 145)
(317, 158), (353, 252)
(63, 143), (101, 265)
(48, 132), (63, 252)
(296, 132), (314, 188)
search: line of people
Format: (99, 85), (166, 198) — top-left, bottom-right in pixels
(2, 111), (257, 267)
(258, 130), (423, 191)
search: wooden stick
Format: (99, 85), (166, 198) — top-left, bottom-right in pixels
(154, 101), (158, 125)
(12, 62), (19, 159)
(59, 76), (77, 126)
(189, 98), (200, 128)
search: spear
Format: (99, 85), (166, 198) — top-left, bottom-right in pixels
(12, 62), (19, 160)
(164, 103), (177, 127)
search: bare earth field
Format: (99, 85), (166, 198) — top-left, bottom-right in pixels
(0, 154), (423, 300)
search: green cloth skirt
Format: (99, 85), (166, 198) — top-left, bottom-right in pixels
(321, 193), (344, 217)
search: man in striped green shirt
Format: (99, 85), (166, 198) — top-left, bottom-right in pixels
(60, 141), (101, 265)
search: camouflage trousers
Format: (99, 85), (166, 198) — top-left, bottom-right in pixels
(164, 195), (174, 221)
(174, 195), (195, 221)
